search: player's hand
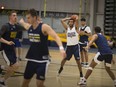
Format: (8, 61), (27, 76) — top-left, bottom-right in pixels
(7, 41), (15, 45)
(60, 49), (66, 59)
(19, 18), (25, 24)
(79, 31), (85, 35)
(83, 46), (89, 52)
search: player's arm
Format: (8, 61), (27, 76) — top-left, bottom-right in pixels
(19, 18), (31, 30)
(61, 18), (70, 30)
(75, 15), (79, 31)
(84, 32), (92, 36)
(84, 34), (98, 50)
(0, 38), (15, 45)
(0, 25), (15, 45)
(42, 24), (66, 58)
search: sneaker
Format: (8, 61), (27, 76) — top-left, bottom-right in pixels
(0, 81), (7, 87)
(57, 67), (63, 76)
(78, 77), (86, 85)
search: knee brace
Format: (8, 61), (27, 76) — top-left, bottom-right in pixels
(88, 67), (93, 71)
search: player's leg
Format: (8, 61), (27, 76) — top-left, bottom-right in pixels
(36, 80), (44, 87)
(82, 43), (89, 67)
(75, 59), (83, 77)
(22, 79), (31, 87)
(83, 50), (89, 67)
(4, 62), (19, 79)
(0, 50), (19, 86)
(22, 61), (36, 87)
(58, 46), (72, 75)
(36, 62), (49, 87)
(74, 44), (83, 78)
(78, 52), (102, 85)
(104, 54), (116, 86)
(15, 39), (22, 61)
(80, 51), (85, 66)
(79, 44), (85, 66)
(17, 47), (22, 61)
(58, 58), (66, 75)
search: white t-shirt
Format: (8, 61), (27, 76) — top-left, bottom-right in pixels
(79, 25), (91, 33)
(67, 26), (79, 46)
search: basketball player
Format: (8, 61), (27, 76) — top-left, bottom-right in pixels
(0, 10), (25, 87)
(19, 9), (66, 87)
(79, 18), (91, 67)
(78, 26), (116, 86)
(58, 15), (83, 80)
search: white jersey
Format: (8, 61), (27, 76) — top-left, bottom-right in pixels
(67, 26), (79, 46)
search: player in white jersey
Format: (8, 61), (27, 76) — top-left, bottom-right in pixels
(58, 15), (83, 80)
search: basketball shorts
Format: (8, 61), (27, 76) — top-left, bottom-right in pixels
(24, 61), (49, 80)
(79, 42), (88, 51)
(2, 49), (17, 66)
(65, 44), (80, 60)
(94, 52), (112, 67)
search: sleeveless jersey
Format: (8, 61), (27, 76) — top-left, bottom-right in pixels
(79, 26), (89, 43)
(26, 23), (49, 61)
(67, 26), (79, 46)
(95, 33), (112, 55)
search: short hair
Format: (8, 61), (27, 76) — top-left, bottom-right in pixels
(68, 19), (75, 24)
(81, 18), (86, 21)
(94, 26), (101, 33)
(26, 9), (38, 18)
(8, 10), (17, 16)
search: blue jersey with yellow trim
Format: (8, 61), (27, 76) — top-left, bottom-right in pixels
(0, 23), (21, 50)
(26, 23), (49, 61)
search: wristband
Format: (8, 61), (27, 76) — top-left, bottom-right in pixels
(59, 46), (64, 50)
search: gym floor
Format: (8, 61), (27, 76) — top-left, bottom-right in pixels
(0, 46), (116, 87)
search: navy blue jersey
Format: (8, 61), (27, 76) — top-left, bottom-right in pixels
(79, 26), (89, 43)
(95, 33), (112, 55)
(0, 23), (24, 51)
(26, 23), (49, 61)
(16, 23), (23, 39)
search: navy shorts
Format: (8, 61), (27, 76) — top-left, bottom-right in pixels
(94, 52), (113, 67)
(65, 44), (80, 60)
(2, 50), (17, 66)
(24, 61), (49, 80)
(14, 39), (21, 47)
(79, 42), (88, 51)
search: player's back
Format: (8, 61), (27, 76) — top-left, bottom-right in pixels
(95, 33), (112, 55)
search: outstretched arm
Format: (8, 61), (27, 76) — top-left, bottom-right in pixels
(84, 34), (98, 51)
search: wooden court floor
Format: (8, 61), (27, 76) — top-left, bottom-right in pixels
(0, 48), (116, 87)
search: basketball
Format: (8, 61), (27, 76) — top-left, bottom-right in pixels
(71, 15), (78, 20)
